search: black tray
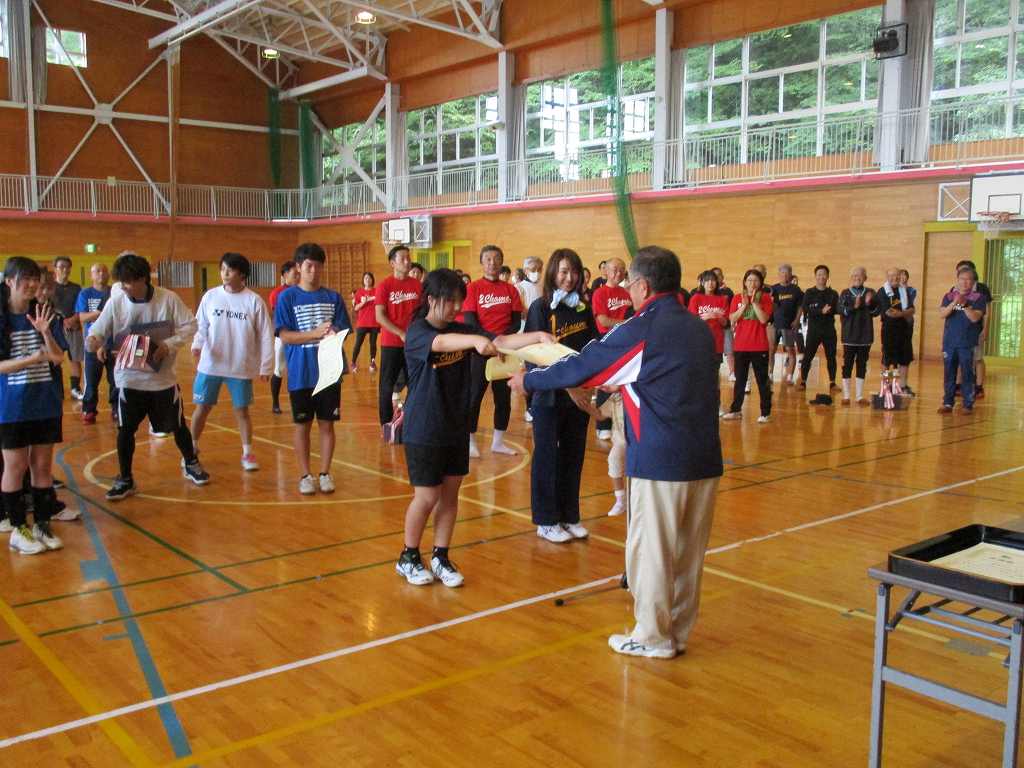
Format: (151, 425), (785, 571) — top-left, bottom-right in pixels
(889, 525), (1024, 603)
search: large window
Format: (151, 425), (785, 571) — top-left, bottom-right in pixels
(683, 6), (881, 136)
(322, 118), (385, 185)
(0, 0), (7, 60)
(407, 92), (498, 171)
(46, 28), (87, 68)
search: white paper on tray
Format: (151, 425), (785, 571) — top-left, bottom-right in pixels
(312, 329), (350, 395)
(485, 342), (578, 381)
(932, 542), (1024, 582)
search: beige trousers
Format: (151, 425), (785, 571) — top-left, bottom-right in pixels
(626, 476), (720, 652)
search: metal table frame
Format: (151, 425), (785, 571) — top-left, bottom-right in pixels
(869, 566), (1024, 768)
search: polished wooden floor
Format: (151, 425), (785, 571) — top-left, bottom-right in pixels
(1, 356), (1023, 767)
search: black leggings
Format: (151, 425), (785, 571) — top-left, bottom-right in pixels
(378, 346), (406, 424)
(730, 351), (771, 417)
(842, 344), (870, 379)
(468, 354), (511, 433)
(801, 328), (837, 385)
(352, 328), (379, 365)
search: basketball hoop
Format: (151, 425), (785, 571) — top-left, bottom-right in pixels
(976, 210), (1024, 236)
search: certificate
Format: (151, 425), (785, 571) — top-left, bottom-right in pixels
(312, 329), (350, 395)
(484, 342), (578, 381)
(933, 542), (1024, 583)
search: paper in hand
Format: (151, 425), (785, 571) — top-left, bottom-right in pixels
(312, 329), (350, 395)
(484, 342), (578, 381)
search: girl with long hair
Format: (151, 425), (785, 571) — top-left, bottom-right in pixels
(722, 268), (773, 423)
(351, 271), (379, 372)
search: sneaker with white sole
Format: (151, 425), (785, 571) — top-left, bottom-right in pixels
(70, 387), (84, 401)
(562, 522), (589, 539)
(431, 556), (465, 588)
(183, 459), (210, 486)
(52, 506), (81, 522)
(728, 373), (736, 382)
(0, 517), (12, 533)
(9, 525), (45, 555)
(607, 633), (676, 659)
(608, 499), (625, 517)
(537, 524), (573, 543)
(757, 415), (772, 423)
(596, 429), (612, 441)
(468, 435), (480, 459)
(524, 410), (533, 423)
(720, 411), (742, 421)
(241, 454), (259, 472)
(396, 551), (434, 585)
(318, 473), (335, 493)
(106, 477), (136, 501)
(32, 522), (63, 551)
(298, 475), (316, 495)
(149, 426), (171, 438)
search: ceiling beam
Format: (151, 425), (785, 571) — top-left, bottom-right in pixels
(86, 0), (178, 22)
(149, 0), (261, 48)
(332, 0), (503, 48)
(279, 67), (374, 99)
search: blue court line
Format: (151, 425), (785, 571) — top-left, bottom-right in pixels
(56, 445), (193, 761)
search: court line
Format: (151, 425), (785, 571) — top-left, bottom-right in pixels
(0, 576), (620, 751)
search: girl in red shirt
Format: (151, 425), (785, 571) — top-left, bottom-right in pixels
(351, 272), (379, 373)
(688, 270), (729, 365)
(722, 269), (773, 423)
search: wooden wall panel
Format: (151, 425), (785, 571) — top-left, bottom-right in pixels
(675, 0), (880, 47)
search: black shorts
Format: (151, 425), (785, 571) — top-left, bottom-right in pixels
(881, 322), (914, 367)
(405, 441), (470, 487)
(117, 386), (186, 434)
(0, 418), (63, 450)
(290, 383), (341, 423)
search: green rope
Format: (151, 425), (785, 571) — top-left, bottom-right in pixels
(299, 102), (317, 190)
(600, 0), (640, 257)
(267, 88), (282, 189)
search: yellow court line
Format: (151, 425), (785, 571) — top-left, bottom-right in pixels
(0, 597), (155, 767)
(159, 623), (619, 768)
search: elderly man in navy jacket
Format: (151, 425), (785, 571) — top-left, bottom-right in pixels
(511, 245), (723, 659)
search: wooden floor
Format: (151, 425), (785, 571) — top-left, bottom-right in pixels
(2, 357), (1023, 767)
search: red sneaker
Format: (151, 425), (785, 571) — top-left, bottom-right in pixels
(82, 412), (96, 424)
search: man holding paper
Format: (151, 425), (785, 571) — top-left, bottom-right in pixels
(274, 243), (351, 496)
(511, 245), (723, 659)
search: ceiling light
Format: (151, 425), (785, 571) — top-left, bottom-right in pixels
(262, 47), (280, 59)
(356, 10), (376, 24)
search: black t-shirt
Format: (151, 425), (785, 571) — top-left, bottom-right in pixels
(771, 282), (804, 327)
(524, 298), (598, 409)
(802, 287), (839, 332)
(53, 281), (81, 319)
(403, 318), (475, 446)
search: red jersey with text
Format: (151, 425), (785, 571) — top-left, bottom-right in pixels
(354, 287), (379, 328)
(463, 278), (523, 335)
(688, 293), (729, 353)
(375, 276), (422, 347)
(591, 284), (632, 334)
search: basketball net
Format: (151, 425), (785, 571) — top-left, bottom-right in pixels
(976, 210), (1024, 237)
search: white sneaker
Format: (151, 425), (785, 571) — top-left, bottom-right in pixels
(608, 633), (676, 659)
(298, 475), (316, 495)
(52, 506), (81, 522)
(524, 410), (533, 423)
(149, 426), (171, 438)
(720, 411), (742, 421)
(70, 387), (84, 401)
(0, 518), (12, 533)
(241, 453), (259, 471)
(745, 381), (752, 393)
(9, 525), (45, 555)
(396, 553), (434, 585)
(608, 499), (625, 517)
(318, 473), (335, 493)
(537, 525), (573, 543)
(597, 429), (612, 441)
(431, 556), (465, 588)
(32, 522), (63, 551)
(391, 392), (401, 404)
(468, 435), (480, 459)
(728, 373), (736, 382)
(757, 415), (772, 423)
(562, 522), (589, 539)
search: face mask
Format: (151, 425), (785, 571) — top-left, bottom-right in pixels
(525, 269), (539, 283)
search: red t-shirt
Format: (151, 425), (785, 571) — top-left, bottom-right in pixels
(268, 284), (287, 313)
(729, 292), (774, 352)
(463, 278), (523, 335)
(354, 287), (379, 328)
(375, 276), (422, 347)
(688, 293), (729, 353)
(591, 284), (632, 334)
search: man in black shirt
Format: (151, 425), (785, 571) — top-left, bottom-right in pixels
(52, 256), (83, 399)
(955, 260), (992, 399)
(590, 260), (607, 293)
(770, 264), (804, 385)
(877, 268), (915, 394)
(799, 265), (839, 390)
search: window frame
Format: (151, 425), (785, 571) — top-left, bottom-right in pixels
(407, 91), (499, 173)
(45, 27), (88, 69)
(931, 0), (1021, 102)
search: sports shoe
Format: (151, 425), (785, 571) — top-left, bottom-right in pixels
(975, 385), (986, 400)
(537, 525), (573, 543)
(52, 505), (81, 522)
(841, 398), (851, 405)
(391, 392), (401, 404)
(720, 411), (742, 421)
(272, 403), (282, 415)
(369, 361), (377, 373)
(396, 551), (434, 585)
(241, 454), (259, 472)
(608, 498), (625, 517)
(607, 634), (676, 659)
(745, 381), (752, 393)
(728, 373), (736, 382)
(350, 364), (358, 374)
(9, 525), (45, 555)
(524, 410), (533, 423)
(32, 522), (63, 551)
(857, 398), (870, 407)
(468, 435), (480, 459)
(82, 412), (96, 425)
(318, 473), (335, 493)
(0, 517), (12, 533)
(936, 405), (953, 414)
(106, 477), (136, 501)
(757, 415), (771, 423)
(798, 381), (806, 390)
(597, 429), (612, 441)
(298, 475), (316, 495)
(70, 387), (84, 401)
(183, 459), (210, 486)
(149, 426), (171, 438)
(430, 556), (465, 588)
(562, 522), (589, 539)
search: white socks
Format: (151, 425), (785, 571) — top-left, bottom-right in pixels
(242, 443), (252, 455)
(842, 379), (851, 399)
(608, 489), (625, 517)
(468, 434), (480, 459)
(491, 430), (517, 455)
(855, 378), (865, 400)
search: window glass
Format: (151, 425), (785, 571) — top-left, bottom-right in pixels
(825, 62), (862, 106)
(964, 0), (1009, 32)
(685, 88), (709, 125)
(826, 7), (881, 57)
(782, 69), (818, 112)
(933, 43), (958, 90)
(960, 35), (1009, 86)
(711, 82), (741, 121)
(934, 0), (960, 37)
(685, 46), (710, 83)
(713, 38), (742, 78)
(46, 29), (87, 68)
(620, 57), (655, 96)
(749, 21), (819, 72)
(747, 76), (780, 116)
(441, 97), (476, 130)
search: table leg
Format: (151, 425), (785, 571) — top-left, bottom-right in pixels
(869, 583), (891, 768)
(1003, 619), (1023, 768)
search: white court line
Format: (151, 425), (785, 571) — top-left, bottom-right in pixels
(6, 463), (1024, 750)
(0, 575), (618, 750)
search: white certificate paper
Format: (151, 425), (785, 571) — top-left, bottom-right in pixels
(312, 329), (350, 395)
(933, 542), (1024, 583)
